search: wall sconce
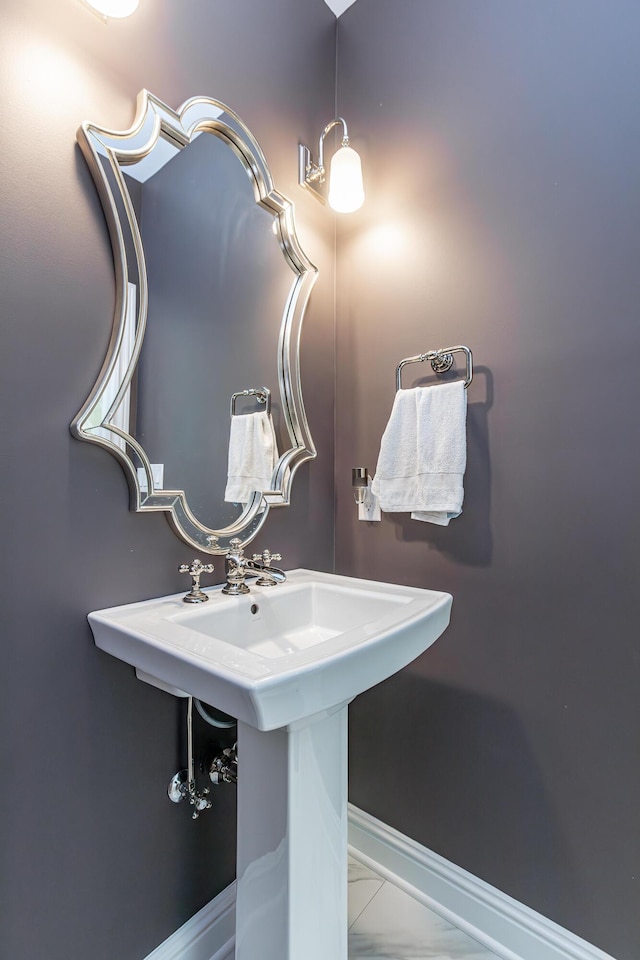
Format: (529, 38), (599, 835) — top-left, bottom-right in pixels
(82, 0), (139, 19)
(299, 118), (365, 213)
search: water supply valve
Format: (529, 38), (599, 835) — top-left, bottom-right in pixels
(167, 770), (213, 819)
(167, 696), (214, 819)
(208, 743), (238, 784)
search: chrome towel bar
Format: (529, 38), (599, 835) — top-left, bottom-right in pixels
(230, 386), (271, 417)
(396, 345), (473, 391)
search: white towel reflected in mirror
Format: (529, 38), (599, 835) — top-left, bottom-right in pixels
(225, 410), (281, 509)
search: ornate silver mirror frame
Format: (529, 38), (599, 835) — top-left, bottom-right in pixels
(72, 90), (317, 554)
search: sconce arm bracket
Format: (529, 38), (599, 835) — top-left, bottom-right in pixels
(298, 117), (349, 204)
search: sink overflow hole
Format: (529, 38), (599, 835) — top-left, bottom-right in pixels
(250, 604), (259, 615)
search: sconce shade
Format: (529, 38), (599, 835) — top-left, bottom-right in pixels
(84, 0), (139, 17)
(328, 145), (365, 213)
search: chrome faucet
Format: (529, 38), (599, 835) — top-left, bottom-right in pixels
(222, 539), (285, 595)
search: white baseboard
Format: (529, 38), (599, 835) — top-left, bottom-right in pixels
(144, 806), (618, 960)
(143, 881), (235, 960)
(347, 803), (618, 960)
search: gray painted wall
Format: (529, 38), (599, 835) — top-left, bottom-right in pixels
(0, 2), (335, 959)
(336, 3), (639, 959)
(3, 2), (639, 959)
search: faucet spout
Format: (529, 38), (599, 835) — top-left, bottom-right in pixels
(221, 540), (285, 595)
(244, 559), (286, 584)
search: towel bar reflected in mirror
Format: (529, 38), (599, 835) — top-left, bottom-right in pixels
(230, 387), (271, 417)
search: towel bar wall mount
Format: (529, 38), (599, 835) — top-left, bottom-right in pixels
(230, 387), (271, 417)
(396, 345), (473, 392)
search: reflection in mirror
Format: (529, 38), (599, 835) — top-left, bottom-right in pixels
(72, 91), (317, 553)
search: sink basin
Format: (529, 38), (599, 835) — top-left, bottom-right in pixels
(89, 568), (452, 960)
(89, 568), (452, 730)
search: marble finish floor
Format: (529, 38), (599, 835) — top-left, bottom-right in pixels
(348, 856), (501, 960)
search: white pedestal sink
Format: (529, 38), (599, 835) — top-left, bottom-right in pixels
(88, 570), (452, 960)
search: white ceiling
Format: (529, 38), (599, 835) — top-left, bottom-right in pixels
(323, 0), (359, 17)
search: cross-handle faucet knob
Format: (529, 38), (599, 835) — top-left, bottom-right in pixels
(188, 783), (212, 820)
(178, 559), (215, 604)
(252, 549), (283, 586)
(252, 549), (282, 565)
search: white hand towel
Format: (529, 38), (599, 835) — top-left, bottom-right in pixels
(224, 410), (279, 505)
(371, 380), (467, 525)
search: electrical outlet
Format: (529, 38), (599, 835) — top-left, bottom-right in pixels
(358, 482), (381, 521)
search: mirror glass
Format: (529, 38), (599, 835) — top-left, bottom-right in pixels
(73, 92), (317, 552)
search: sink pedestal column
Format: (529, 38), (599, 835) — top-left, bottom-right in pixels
(235, 703), (348, 960)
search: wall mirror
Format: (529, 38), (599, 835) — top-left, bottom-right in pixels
(72, 90), (317, 553)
